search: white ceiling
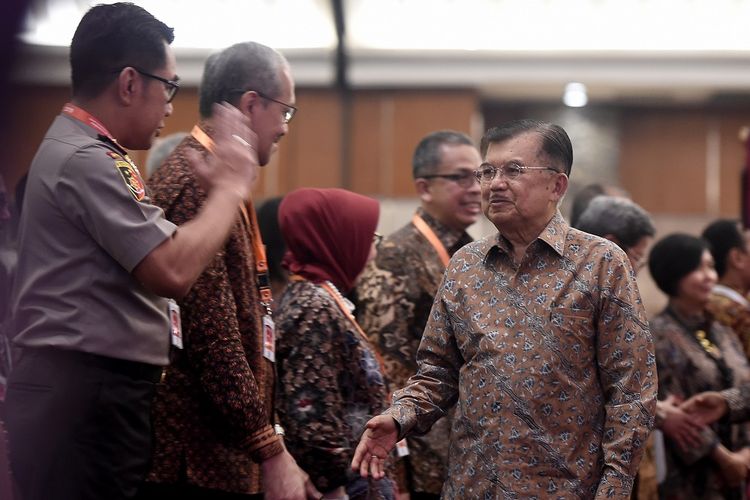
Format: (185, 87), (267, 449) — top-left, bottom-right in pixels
(12, 0), (750, 104)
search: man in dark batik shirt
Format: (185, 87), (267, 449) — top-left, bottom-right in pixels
(355, 130), (481, 498)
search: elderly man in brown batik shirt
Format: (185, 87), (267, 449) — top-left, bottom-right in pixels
(352, 119), (657, 499)
(355, 131), (481, 498)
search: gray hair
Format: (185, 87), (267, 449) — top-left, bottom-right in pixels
(575, 196), (655, 249)
(481, 119), (573, 176)
(145, 132), (188, 177)
(198, 41), (288, 118)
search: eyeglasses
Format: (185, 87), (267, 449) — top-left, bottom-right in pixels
(231, 89), (297, 124)
(474, 162), (560, 183)
(419, 171), (478, 189)
(373, 232), (384, 247)
(131, 67), (180, 103)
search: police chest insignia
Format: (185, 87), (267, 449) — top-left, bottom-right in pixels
(115, 159), (146, 201)
(105, 151), (120, 160)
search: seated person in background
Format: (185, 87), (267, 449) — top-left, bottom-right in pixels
(702, 219), (750, 358)
(275, 188), (395, 500)
(575, 196), (703, 500)
(649, 233), (750, 499)
(568, 182), (629, 227)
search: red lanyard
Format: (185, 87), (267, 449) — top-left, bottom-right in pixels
(191, 125), (273, 309)
(62, 103), (115, 141)
(412, 213), (450, 267)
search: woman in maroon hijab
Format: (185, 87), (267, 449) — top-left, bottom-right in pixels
(275, 188), (394, 500)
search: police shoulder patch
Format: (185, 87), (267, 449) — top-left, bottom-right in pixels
(114, 158), (146, 201)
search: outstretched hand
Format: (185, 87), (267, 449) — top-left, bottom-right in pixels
(188, 102), (259, 200)
(680, 391), (729, 426)
(351, 415), (399, 479)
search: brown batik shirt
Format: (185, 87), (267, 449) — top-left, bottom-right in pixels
(145, 132), (282, 494)
(355, 208), (472, 495)
(384, 212), (656, 499)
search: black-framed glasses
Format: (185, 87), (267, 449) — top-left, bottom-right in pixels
(231, 89), (297, 124)
(130, 67), (180, 103)
(420, 170), (478, 189)
(474, 162), (561, 183)
(373, 232), (384, 247)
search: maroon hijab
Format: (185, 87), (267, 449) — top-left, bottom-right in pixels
(279, 188), (379, 293)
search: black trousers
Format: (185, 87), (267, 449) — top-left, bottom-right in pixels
(5, 347), (161, 500)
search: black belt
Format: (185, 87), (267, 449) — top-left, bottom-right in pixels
(22, 347), (165, 383)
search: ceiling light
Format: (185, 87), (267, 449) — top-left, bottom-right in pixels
(563, 82), (588, 107)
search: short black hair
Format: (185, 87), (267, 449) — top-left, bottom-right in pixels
(412, 130), (474, 179)
(648, 233), (709, 297)
(70, 2), (174, 98)
(702, 219), (745, 278)
(480, 119), (573, 176)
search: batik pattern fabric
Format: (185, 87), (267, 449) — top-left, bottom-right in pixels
(384, 212), (656, 499)
(146, 133), (280, 494)
(652, 308), (750, 500)
(355, 208), (472, 495)
(275, 279), (393, 499)
(707, 286), (750, 359)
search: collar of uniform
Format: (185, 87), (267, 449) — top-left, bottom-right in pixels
(61, 113), (129, 156)
(415, 207), (468, 252)
(484, 210), (568, 260)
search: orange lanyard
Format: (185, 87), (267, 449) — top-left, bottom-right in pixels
(62, 103), (114, 140)
(412, 214), (450, 267)
(289, 275), (388, 376)
(191, 125), (273, 310)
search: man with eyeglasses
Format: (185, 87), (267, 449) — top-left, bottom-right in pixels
(352, 119), (656, 499)
(4, 4), (286, 500)
(141, 42), (319, 500)
(354, 130), (480, 499)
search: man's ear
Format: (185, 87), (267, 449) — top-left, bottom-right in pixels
(116, 67), (139, 106)
(729, 247), (746, 270)
(552, 171), (569, 200)
(239, 91), (260, 116)
(415, 178), (432, 203)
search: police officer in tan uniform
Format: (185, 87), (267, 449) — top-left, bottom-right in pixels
(2, 4), (311, 500)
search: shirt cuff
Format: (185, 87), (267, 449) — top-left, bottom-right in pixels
(244, 424), (284, 463)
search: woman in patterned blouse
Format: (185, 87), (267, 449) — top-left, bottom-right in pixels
(649, 233), (750, 500)
(275, 188), (394, 500)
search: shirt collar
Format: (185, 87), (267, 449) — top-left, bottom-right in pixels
(416, 207), (470, 251)
(484, 210), (568, 259)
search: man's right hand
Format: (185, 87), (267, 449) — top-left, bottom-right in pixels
(189, 102), (259, 201)
(680, 391), (729, 426)
(262, 449), (322, 500)
(350, 415), (399, 479)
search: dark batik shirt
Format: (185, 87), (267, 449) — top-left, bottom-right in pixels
(275, 279), (392, 498)
(652, 307), (750, 500)
(385, 212), (656, 499)
(355, 208), (472, 494)
(146, 133), (281, 494)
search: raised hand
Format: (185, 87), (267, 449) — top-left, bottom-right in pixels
(189, 102), (259, 201)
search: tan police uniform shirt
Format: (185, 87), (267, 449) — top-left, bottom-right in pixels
(11, 114), (176, 366)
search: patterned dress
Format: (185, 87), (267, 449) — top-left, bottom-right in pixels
(707, 284), (750, 359)
(355, 208), (472, 495)
(652, 307), (750, 500)
(275, 279), (393, 499)
(384, 212), (656, 499)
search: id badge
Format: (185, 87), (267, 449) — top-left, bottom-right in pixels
(262, 314), (275, 362)
(168, 300), (183, 349)
(396, 439), (410, 457)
